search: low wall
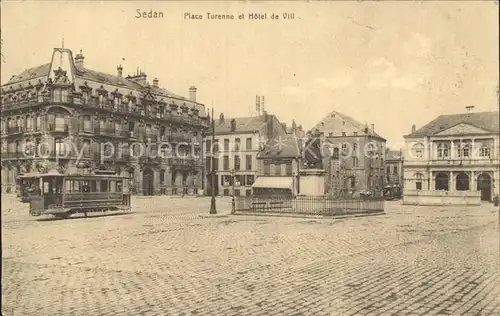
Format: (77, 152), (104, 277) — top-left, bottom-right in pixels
(403, 190), (481, 206)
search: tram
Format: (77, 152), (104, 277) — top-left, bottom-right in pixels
(17, 173), (41, 203)
(28, 169), (131, 218)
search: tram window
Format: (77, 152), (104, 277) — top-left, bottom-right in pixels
(43, 182), (50, 193)
(109, 180), (116, 193)
(65, 180), (81, 193)
(90, 180), (97, 192)
(101, 180), (108, 192)
(81, 180), (90, 192)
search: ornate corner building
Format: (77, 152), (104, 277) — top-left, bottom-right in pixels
(1, 48), (209, 195)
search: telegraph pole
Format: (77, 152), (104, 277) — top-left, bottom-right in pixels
(209, 107), (217, 214)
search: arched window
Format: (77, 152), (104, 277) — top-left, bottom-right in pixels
(415, 173), (424, 190)
(437, 143), (449, 159)
(411, 143), (424, 158)
(435, 172), (449, 191)
(456, 172), (469, 191)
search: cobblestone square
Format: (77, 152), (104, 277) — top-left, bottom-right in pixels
(2, 196), (500, 315)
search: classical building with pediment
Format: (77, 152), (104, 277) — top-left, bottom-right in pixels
(1, 47), (209, 195)
(403, 110), (499, 203)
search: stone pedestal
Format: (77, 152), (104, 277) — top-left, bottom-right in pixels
(299, 169), (326, 196)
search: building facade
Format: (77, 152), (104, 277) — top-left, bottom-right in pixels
(385, 149), (404, 186)
(203, 112), (287, 197)
(309, 110), (387, 196)
(403, 111), (499, 202)
(1, 48), (208, 195)
(254, 134), (302, 196)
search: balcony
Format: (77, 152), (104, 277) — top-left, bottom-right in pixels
(429, 158), (499, 167)
(101, 128), (116, 136)
(169, 134), (194, 143)
(7, 126), (25, 134)
(144, 133), (158, 142)
(1, 152), (24, 159)
(48, 124), (69, 133)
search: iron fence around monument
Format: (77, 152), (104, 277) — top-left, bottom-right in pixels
(234, 195), (385, 217)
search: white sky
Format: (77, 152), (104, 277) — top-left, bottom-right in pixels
(1, 1), (498, 148)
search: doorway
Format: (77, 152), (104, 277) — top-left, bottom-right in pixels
(477, 173), (492, 201)
(142, 168), (154, 196)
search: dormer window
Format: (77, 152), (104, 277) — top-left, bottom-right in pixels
(82, 91), (90, 104)
(53, 89), (61, 102)
(230, 119), (236, 132)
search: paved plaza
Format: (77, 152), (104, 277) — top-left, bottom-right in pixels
(2, 195), (500, 315)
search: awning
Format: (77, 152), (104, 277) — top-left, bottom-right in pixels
(252, 177), (293, 190)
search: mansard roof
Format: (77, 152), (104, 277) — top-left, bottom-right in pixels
(405, 111), (500, 137)
(1, 48), (205, 116)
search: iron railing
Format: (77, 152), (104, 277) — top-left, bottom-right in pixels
(234, 195), (385, 216)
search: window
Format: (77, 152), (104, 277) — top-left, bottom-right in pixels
(53, 89), (61, 102)
(437, 143), (449, 159)
(222, 175), (231, 186)
(55, 138), (65, 155)
(328, 132), (333, 137)
(246, 175), (254, 186)
(386, 166), (391, 174)
(457, 142), (471, 158)
(246, 138), (252, 150)
(234, 175), (241, 186)
(352, 157), (359, 167)
(235, 138), (240, 151)
(98, 94), (104, 105)
(223, 156), (229, 170)
(246, 155), (252, 170)
(246, 189), (252, 197)
(214, 158), (219, 170)
(205, 139), (212, 153)
(393, 165), (398, 174)
(333, 147), (339, 160)
(274, 164), (282, 176)
(82, 91), (90, 104)
(213, 140), (219, 152)
(234, 155), (240, 170)
(285, 162), (293, 175)
(415, 173), (423, 190)
(83, 116), (92, 132)
(341, 132), (346, 136)
(206, 157), (211, 170)
(263, 161), (271, 175)
(61, 90), (68, 102)
(83, 139), (91, 157)
(224, 139), (229, 151)
(479, 146), (491, 158)
(234, 189), (240, 197)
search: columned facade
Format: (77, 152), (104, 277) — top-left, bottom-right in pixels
(403, 112), (499, 203)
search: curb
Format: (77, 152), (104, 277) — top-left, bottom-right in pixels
(232, 211), (386, 220)
(198, 214), (231, 218)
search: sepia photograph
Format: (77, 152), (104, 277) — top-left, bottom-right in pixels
(1, 1), (499, 315)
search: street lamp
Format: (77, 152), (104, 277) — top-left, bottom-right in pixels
(231, 169), (236, 214)
(209, 107), (217, 214)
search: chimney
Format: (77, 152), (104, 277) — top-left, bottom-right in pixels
(219, 113), (225, 124)
(281, 123), (287, 131)
(153, 78), (159, 87)
(370, 124), (375, 133)
(465, 105), (475, 112)
(189, 86), (197, 102)
(74, 50), (85, 69)
(230, 119), (236, 132)
(411, 124), (416, 133)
